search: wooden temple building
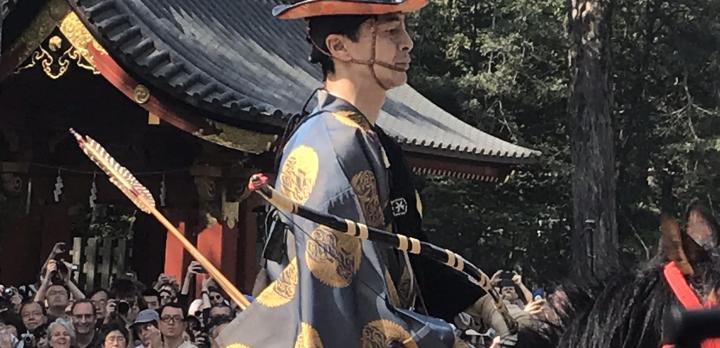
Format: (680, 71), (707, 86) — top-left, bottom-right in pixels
(0, 0), (539, 293)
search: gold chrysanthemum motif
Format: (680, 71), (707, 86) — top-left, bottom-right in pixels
(225, 344), (250, 348)
(280, 145), (319, 204)
(361, 320), (418, 348)
(294, 322), (323, 348)
(333, 110), (371, 131)
(256, 258), (298, 308)
(351, 170), (384, 228)
(305, 225), (362, 288)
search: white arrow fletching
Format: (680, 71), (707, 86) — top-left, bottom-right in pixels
(70, 129), (155, 213)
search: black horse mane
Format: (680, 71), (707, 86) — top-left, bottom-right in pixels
(523, 250), (720, 348)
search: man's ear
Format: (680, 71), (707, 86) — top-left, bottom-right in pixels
(325, 34), (352, 62)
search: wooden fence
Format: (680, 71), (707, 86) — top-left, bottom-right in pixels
(70, 236), (132, 293)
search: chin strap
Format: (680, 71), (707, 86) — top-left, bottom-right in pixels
(308, 18), (406, 90)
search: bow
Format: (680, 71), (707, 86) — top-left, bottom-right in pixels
(247, 173), (519, 333)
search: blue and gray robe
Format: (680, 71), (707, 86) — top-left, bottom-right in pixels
(216, 91), (456, 347)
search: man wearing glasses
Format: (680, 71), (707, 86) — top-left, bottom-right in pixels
(158, 303), (196, 348)
(70, 300), (99, 348)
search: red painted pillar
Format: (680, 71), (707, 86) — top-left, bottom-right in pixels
(219, 221), (238, 288)
(196, 219), (239, 293)
(163, 221), (190, 283)
(196, 223), (222, 270)
(237, 197), (259, 293)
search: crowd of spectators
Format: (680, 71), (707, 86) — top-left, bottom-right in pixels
(0, 242), (568, 348)
(0, 243), (250, 348)
(453, 269), (567, 348)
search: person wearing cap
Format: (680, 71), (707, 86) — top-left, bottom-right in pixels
(217, 1), (466, 347)
(131, 309), (160, 348)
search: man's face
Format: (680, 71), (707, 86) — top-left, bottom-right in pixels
(21, 302), (46, 330)
(90, 291), (108, 319)
(143, 296), (159, 310)
(71, 302), (96, 335)
(337, 13), (413, 90)
(159, 307), (184, 339)
(46, 285), (69, 308)
(501, 286), (518, 302)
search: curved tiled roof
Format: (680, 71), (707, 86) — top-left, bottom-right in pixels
(69, 0), (540, 163)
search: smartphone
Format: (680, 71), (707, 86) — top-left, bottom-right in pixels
(532, 288), (545, 300)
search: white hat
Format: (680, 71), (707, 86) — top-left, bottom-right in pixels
(187, 299), (203, 317)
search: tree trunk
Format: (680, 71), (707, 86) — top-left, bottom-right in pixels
(568, 0), (618, 281)
(0, 0), (5, 63)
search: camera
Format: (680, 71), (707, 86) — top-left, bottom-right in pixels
(117, 300), (130, 316)
(194, 333), (210, 348)
(21, 332), (36, 347)
(49, 257), (70, 285)
(2, 287), (15, 300)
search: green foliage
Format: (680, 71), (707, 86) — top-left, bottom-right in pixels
(73, 204), (137, 239)
(408, 0), (720, 284)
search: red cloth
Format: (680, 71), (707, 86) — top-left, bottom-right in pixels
(663, 261), (720, 348)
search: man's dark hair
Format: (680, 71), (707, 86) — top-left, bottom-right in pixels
(142, 288), (159, 298)
(19, 300), (46, 316)
(99, 322), (129, 344)
(158, 302), (184, 318)
(206, 315), (232, 333)
(110, 278), (139, 299)
(88, 288), (109, 299)
(308, 15), (374, 79)
(70, 299), (96, 315)
(208, 303), (233, 320)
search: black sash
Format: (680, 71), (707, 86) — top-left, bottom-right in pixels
(374, 126), (484, 322)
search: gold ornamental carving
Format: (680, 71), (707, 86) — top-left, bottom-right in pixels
(195, 120), (277, 155)
(15, 35), (71, 79)
(14, 7), (107, 79)
(7, 0), (70, 72)
(134, 84), (151, 104)
(58, 12), (108, 65)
